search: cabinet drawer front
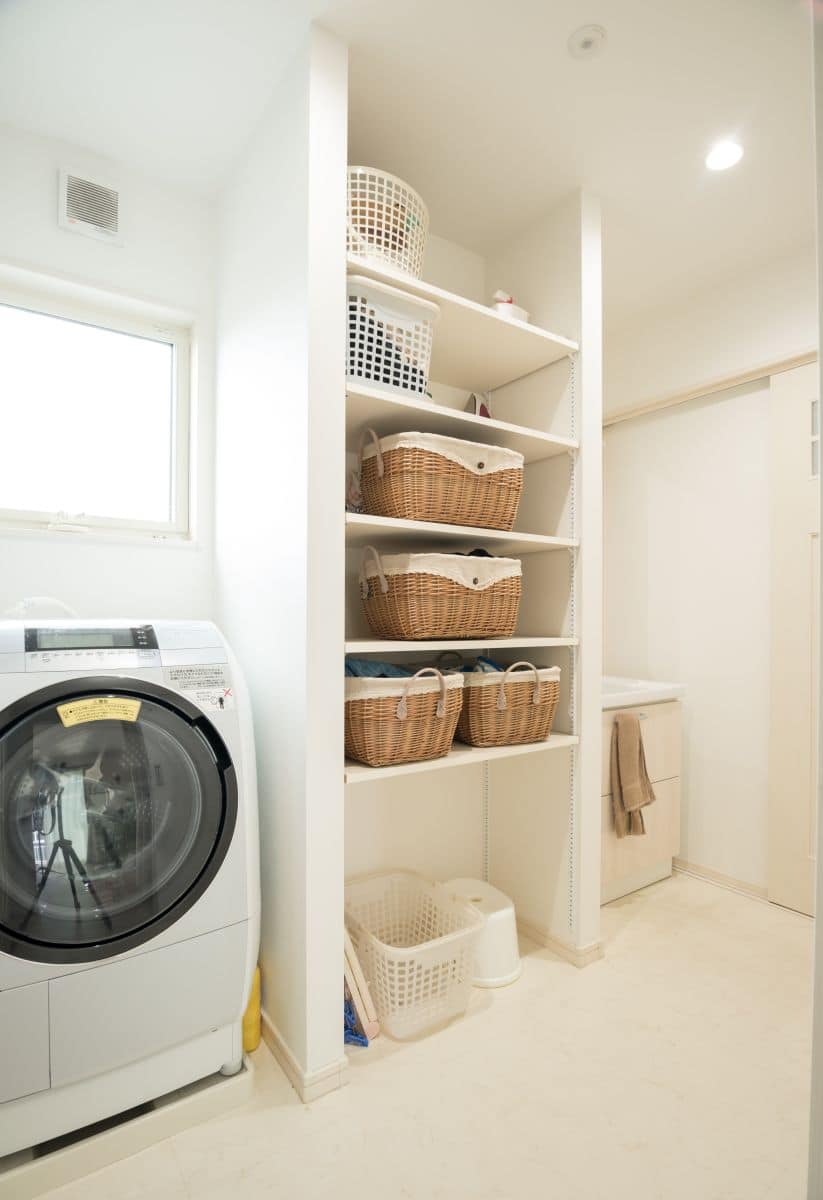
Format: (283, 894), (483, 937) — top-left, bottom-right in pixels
(0, 981), (50, 1103)
(601, 700), (681, 794)
(601, 777), (681, 896)
(49, 923), (248, 1088)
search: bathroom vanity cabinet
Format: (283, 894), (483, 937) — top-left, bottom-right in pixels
(601, 682), (683, 904)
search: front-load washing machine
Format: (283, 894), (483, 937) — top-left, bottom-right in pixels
(0, 619), (260, 1157)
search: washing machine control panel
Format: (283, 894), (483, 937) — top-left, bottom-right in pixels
(25, 647), (162, 672)
(0, 620), (228, 674)
(19, 624), (162, 672)
(24, 624), (158, 652)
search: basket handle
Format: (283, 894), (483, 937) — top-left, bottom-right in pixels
(358, 427), (384, 478)
(435, 650), (464, 673)
(396, 668), (448, 720)
(496, 662), (541, 711)
(359, 544), (389, 599)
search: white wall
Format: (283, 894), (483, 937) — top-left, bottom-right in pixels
(0, 125), (217, 618)
(215, 27), (347, 1086)
(806, 12), (823, 1193)
(603, 380), (771, 889)
(605, 247), (817, 420)
(422, 232), (485, 302)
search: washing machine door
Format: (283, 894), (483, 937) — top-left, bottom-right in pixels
(0, 677), (238, 963)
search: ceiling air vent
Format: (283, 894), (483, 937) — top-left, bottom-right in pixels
(58, 169), (121, 244)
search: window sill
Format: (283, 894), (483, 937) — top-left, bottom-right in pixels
(0, 522), (204, 551)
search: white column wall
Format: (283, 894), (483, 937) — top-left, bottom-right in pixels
(485, 192), (603, 954)
(215, 26), (347, 1088)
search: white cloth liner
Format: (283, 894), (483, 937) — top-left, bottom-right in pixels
(362, 551), (521, 592)
(361, 430), (523, 477)
(463, 665), (560, 690)
(346, 672), (465, 703)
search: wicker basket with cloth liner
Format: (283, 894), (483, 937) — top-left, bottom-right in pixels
(345, 668), (464, 767)
(359, 546), (522, 641)
(359, 428), (524, 531)
(456, 662), (561, 748)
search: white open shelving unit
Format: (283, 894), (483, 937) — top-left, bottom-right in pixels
(345, 513), (578, 556)
(215, 27), (602, 1102)
(344, 183), (604, 995)
(347, 256), (578, 390)
(345, 734), (580, 785)
(346, 382), (577, 463)
(346, 637), (578, 653)
(344, 258), (586, 768)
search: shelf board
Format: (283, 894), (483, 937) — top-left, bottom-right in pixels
(345, 513), (577, 556)
(346, 382), (576, 465)
(345, 637), (577, 654)
(345, 733), (579, 784)
(348, 255), (578, 391)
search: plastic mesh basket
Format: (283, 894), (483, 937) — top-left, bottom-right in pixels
(347, 166), (429, 278)
(347, 275), (438, 396)
(345, 871), (484, 1040)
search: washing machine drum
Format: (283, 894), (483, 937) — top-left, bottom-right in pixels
(0, 677), (238, 963)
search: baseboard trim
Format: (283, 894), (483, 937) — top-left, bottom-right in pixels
(517, 917), (604, 968)
(673, 858), (768, 902)
(261, 1011), (348, 1103)
(601, 861), (673, 905)
(0, 1060), (253, 1200)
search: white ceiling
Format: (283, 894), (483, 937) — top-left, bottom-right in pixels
(330, 0), (817, 322)
(0, 0), (816, 323)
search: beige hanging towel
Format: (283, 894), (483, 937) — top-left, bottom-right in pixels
(610, 712), (656, 837)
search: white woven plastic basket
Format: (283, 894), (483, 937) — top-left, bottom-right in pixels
(347, 275), (438, 396)
(347, 166), (429, 278)
(345, 871), (484, 1040)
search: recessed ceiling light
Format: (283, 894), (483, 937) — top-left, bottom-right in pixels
(705, 140), (743, 171)
(568, 25), (607, 59)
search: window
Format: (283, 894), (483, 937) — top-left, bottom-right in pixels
(0, 296), (190, 535)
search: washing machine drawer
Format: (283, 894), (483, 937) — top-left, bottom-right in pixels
(49, 922), (249, 1088)
(0, 981), (50, 1103)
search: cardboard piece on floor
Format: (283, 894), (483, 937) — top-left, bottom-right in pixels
(344, 928), (379, 1030)
(344, 957), (379, 1041)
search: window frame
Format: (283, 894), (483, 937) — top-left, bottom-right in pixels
(0, 288), (191, 539)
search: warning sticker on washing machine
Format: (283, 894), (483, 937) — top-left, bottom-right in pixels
(164, 665), (234, 711)
(57, 697), (142, 727)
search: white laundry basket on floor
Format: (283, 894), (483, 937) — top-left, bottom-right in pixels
(345, 871), (484, 1039)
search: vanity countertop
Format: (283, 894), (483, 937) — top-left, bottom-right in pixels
(602, 675), (686, 710)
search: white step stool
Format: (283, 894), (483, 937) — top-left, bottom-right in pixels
(445, 878), (521, 988)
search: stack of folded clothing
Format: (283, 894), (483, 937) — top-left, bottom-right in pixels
(345, 658), (411, 678)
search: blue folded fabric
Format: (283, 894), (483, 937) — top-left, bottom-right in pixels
(345, 657), (412, 678)
(344, 998), (368, 1046)
(462, 655), (505, 673)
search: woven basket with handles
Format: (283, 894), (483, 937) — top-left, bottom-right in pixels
(345, 668), (464, 767)
(359, 428), (524, 531)
(359, 546), (522, 641)
(456, 662), (561, 747)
